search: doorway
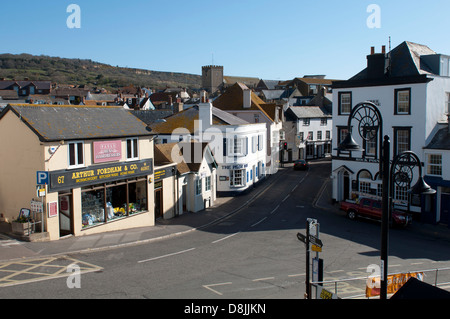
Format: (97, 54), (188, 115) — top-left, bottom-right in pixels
(154, 187), (163, 219)
(58, 192), (73, 237)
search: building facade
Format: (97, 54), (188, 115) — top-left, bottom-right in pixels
(0, 104), (156, 240)
(331, 42), (450, 223)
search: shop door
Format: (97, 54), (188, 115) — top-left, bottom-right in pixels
(154, 188), (163, 219)
(59, 194), (73, 236)
(441, 193), (450, 226)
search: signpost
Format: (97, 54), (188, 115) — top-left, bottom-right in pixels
(297, 218), (324, 299)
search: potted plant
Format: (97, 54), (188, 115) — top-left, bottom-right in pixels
(11, 208), (33, 236)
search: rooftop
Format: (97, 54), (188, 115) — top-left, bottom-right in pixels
(0, 104), (154, 142)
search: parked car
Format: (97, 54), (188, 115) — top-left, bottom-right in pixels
(340, 197), (412, 227)
(293, 159), (309, 170)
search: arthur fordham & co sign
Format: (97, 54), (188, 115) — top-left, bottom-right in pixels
(48, 159), (153, 192)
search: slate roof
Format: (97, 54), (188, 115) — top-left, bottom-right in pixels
(286, 106), (332, 120)
(425, 126), (450, 150)
(346, 41), (437, 82)
(0, 80), (51, 90)
(0, 104), (154, 142)
(148, 105), (248, 135)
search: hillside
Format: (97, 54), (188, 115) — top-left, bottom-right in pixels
(0, 53), (202, 90)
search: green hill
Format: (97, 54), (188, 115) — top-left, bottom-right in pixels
(0, 53), (202, 90)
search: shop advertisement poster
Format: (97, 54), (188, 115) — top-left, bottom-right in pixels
(366, 271), (424, 297)
(48, 202), (58, 218)
(93, 140), (122, 163)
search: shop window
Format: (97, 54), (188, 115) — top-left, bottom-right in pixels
(81, 178), (147, 229)
(230, 169), (245, 187)
(68, 142), (84, 168)
(127, 138), (139, 160)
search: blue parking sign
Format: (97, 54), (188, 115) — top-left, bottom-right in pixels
(37, 171), (49, 185)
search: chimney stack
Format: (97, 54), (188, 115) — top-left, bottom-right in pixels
(243, 89), (251, 109)
(382, 45), (386, 54)
(198, 101), (213, 131)
(371, 46), (375, 55)
(200, 90), (207, 103)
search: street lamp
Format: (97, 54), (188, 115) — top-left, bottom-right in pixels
(337, 102), (436, 299)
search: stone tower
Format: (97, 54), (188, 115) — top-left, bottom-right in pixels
(202, 65), (223, 93)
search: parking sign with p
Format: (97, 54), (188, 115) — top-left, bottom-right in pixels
(37, 171), (49, 185)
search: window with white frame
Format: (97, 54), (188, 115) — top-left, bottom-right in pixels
(427, 154), (442, 176)
(303, 118), (310, 126)
(230, 169), (245, 187)
(205, 176), (211, 191)
(395, 88), (411, 114)
(394, 185), (408, 202)
(228, 136), (248, 157)
(339, 92), (352, 114)
(320, 118), (327, 126)
(127, 138), (139, 160)
(195, 178), (202, 195)
(68, 141), (84, 168)
(317, 131), (322, 140)
(252, 136), (257, 153)
(257, 134), (264, 151)
(359, 181), (371, 194)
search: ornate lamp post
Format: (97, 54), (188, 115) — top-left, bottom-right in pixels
(338, 101), (436, 299)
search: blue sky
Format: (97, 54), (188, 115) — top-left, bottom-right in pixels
(1, 0), (449, 81)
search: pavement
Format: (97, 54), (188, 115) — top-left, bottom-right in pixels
(1, 160), (449, 262)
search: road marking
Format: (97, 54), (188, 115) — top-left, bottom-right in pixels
(281, 194), (290, 203)
(138, 248), (195, 263)
(326, 270), (345, 274)
(270, 204), (280, 214)
(212, 232), (240, 244)
(203, 282), (232, 296)
(0, 256), (102, 287)
(251, 217), (267, 227)
(411, 262), (424, 265)
(288, 273), (306, 277)
(252, 277), (274, 282)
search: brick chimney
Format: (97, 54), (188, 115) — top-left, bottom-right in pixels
(367, 45), (389, 79)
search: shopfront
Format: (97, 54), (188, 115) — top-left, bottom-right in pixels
(0, 104), (156, 240)
(49, 159), (153, 232)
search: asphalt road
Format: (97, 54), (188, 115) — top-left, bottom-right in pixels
(1, 160), (449, 300)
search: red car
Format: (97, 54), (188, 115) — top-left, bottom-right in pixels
(340, 197), (412, 227)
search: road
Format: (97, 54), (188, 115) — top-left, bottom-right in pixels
(1, 160), (449, 299)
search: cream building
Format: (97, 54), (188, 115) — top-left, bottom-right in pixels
(0, 104), (156, 241)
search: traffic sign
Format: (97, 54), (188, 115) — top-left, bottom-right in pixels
(309, 235), (323, 248)
(297, 232), (307, 244)
(36, 171), (49, 185)
(311, 244), (322, 252)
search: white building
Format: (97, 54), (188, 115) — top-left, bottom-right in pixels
(149, 102), (267, 195)
(212, 83), (283, 176)
(284, 106), (332, 160)
(331, 42), (450, 223)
